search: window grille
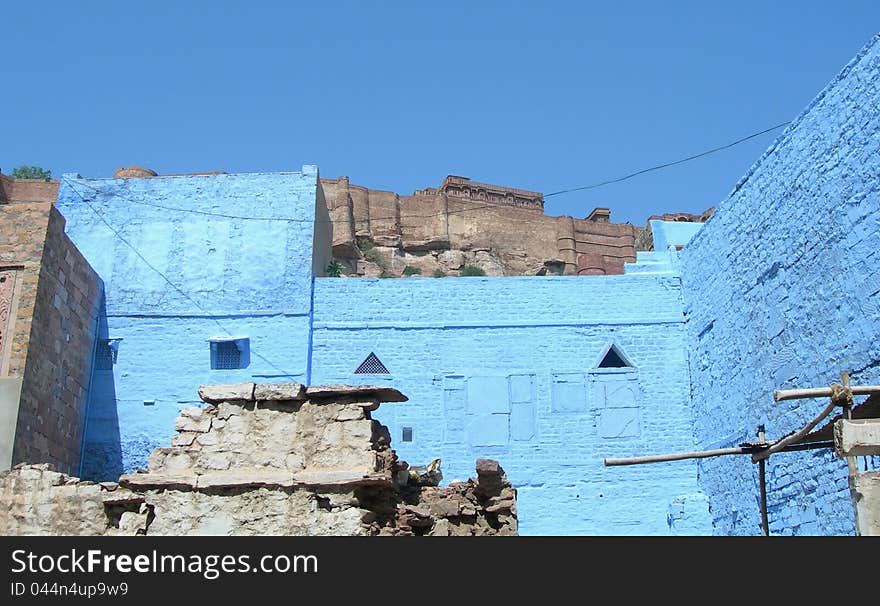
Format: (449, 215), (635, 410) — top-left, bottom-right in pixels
(211, 340), (242, 370)
(354, 352), (390, 374)
(94, 340), (116, 370)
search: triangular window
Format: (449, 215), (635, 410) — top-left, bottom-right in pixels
(598, 344), (633, 369)
(354, 352), (390, 374)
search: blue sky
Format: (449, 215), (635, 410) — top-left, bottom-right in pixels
(2, 1), (878, 224)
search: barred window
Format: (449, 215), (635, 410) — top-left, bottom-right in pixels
(354, 352), (390, 374)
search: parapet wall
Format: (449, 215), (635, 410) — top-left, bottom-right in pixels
(680, 33), (880, 535)
(0, 383), (517, 536)
(0, 175), (59, 205)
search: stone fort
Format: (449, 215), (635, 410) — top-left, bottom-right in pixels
(321, 173), (710, 278)
(1, 33), (879, 535)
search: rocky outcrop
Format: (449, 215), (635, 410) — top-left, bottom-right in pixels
(0, 383), (516, 536)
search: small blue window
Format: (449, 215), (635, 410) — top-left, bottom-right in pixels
(94, 338), (121, 370)
(209, 337), (250, 370)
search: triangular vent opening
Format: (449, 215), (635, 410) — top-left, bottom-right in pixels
(354, 352), (390, 374)
(598, 345), (632, 369)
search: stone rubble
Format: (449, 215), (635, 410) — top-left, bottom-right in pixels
(0, 383), (516, 536)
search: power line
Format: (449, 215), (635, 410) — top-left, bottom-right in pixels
(60, 120), (790, 224)
(544, 121), (790, 197)
(65, 184), (299, 380)
(62, 177), (548, 225)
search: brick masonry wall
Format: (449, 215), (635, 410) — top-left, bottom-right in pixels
(56, 168), (322, 480)
(680, 34), (880, 535)
(13, 207), (102, 474)
(312, 276), (712, 535)
(0, 200), (51, 379)
(0, 175), (59, 205)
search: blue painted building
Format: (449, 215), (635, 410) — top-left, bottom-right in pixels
(310, 273), (711, 535)
(51, 32), (880, 535)
(56, 166), (330, 479)
(680, 33), (880, 536)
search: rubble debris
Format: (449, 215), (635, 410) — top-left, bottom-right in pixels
(0, 383), (516, 536)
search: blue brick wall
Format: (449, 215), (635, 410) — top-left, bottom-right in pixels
(312, 276), (712, 535)
(56, 168), (321, 479)
(651, 220), (703, 252)
(680, 34), (880, 535)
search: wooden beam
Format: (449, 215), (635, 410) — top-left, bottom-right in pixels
(752, 400), (837, 462)
(603, 440), (833, 467)
(773, 385), (880, 402)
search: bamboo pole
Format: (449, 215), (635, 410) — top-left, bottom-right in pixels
(774, 385), (880, 402)
(603, 440), (832, 467)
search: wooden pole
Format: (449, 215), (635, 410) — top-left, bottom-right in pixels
(759, 458), (769, 536)
(774, 385), (880, 402)
(840, 372), (864, 536)
(752, 400), (837, 462)
(603, 440), (833, 466)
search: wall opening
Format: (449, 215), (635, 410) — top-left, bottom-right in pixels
(354, 352), (390, 374)
(209, 337), (250, 370)
(597, 344), (634, 369)
(402, 426), (413, 442)
(94, 339), (117, 371)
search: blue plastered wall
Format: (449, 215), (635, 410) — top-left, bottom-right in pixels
(680, 34), (880, 535)
(312, 276), (712, 535)
(56, 167), (321, 479)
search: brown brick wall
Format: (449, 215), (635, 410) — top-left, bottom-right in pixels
(0, 201), (51, 378)
(0, 180), (102, 474)
(12, 206), (102, 474)
(0, 175), (59, 204)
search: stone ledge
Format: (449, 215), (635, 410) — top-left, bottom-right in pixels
(117, 469), (393, 491)
(118, 472), (198, 489)
(198, 383), (255, 404)
(254, 382), (306, 401)
(305, 384), (408, 403)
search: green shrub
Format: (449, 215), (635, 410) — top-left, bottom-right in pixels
(403, 265), (421, 276)
(460, 265), (486, 277)
(326, 260), (344, 277)
(364, 248), (386, 269)
(432, 269), (447, 278)
(356, 236), (374, 251)
(11, 165), (51, 180)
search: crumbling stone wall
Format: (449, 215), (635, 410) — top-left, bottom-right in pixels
(0, 383), (516, 536)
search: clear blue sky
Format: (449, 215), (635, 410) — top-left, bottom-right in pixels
(2, 1), (878, 224)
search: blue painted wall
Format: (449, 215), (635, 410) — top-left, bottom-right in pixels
(56, 167), (322, 479)
(680, 34), (880, 535)
(651, 220), (703, 252)
(311, 276), (712, 535)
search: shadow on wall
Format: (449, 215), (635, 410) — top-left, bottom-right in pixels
(79, 304), (122, 481)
